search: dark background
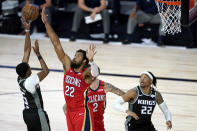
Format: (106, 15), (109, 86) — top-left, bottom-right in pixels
(0, 0), (197, 47)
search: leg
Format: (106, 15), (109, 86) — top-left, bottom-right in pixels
(101, 9), (110, 43)
(150, 14), (165, 46)
(101, 9), (110, 34)
(70, 8), (88, 41)
(123, 10), (152, 44)
(150, 14), (165, 36)
(71, 8), (87, 32)
(127, 10), (152, 35)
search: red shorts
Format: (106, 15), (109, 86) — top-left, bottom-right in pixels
(66, 107), (95, 131)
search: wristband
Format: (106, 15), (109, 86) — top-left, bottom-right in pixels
(38, 56), (42, 60)
(25, 29), (30, 32)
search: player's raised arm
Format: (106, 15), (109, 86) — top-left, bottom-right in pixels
(22, 17), (31, 63)
(41, 7), (71, 71)
(104, 82), (125, 96)
(83, 44), (99, 83)
(156, 91), (172, 130)
(33, 40), (49, 81)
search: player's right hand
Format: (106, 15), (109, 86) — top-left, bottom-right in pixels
(41, 7), (48, 24)
(33, 40), (40, 55)
(86, 44), (97, 62)
(126, 110), (139, 120)
(166, 121), (172, 130)
(22, 17), (31, 30)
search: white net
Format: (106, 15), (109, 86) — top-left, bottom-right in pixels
(155, 0), (181, 35)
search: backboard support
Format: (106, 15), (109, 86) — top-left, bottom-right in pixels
(181, 0), (197, 26)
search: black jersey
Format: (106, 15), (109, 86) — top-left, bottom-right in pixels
(17, 76), (44, 110)
(128, 86), (156, 125)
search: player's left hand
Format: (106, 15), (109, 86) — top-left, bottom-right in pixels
(33, 40), (40, 55)
(166, 121), (172, 130)
(126, 110), (139, 120)
(86, 44), (97, 62)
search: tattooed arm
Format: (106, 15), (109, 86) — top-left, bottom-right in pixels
(104, 82), (125, 96)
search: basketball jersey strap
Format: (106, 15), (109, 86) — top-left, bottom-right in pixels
(137, 86), (156, 96)
(136, 86), (142, 95)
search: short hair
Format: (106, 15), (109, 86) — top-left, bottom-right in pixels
(16, 62), (29, 78)
(147, 71), (157, 86)
(76, 49), (89, 65)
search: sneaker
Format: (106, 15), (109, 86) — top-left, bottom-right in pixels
(70, 32), (77, 41)
(122, 34), (132, 45)
(103, 38), (109, 44)
(186, 42), (196, 48)
(70, 35), (76, 41)
(122, 39), (131, 44)
(103, 34), (109, 44)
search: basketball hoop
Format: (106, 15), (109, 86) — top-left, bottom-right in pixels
(155, 0), (181, 35)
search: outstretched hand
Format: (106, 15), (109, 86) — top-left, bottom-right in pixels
(126, 110), (139, 120)
(41, 7), (48, 24)
(166, 121), (172, 130)
(86, 44), (97, 62)
(33, 40), (40, 55)
(22, 17), (31, 30)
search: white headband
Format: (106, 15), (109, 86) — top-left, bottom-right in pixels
(141, 72), (153, 80)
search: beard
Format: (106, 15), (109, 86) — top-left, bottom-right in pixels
(71, 61), (82, 69)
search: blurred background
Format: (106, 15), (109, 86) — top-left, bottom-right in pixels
(0, 0), (196, 47)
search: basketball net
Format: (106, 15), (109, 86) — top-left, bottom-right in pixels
(155, 0), (181, 35)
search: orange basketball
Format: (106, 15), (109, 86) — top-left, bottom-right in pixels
(22, 4), (39, 22)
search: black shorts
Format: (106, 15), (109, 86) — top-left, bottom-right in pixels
(23, 109), (51, 131)
(126, 123), (156, 131)
(125, 117), (157, 131)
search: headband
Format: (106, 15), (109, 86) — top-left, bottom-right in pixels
(141, 71), (153, 80)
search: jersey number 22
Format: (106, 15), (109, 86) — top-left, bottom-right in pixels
(65, 86), (75, 97)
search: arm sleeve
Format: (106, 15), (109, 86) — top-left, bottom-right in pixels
(112, 96), (127, 113)
(159, 102), (172, 121)
(24, 74), (40, 94)
(90, 61), (99, 77)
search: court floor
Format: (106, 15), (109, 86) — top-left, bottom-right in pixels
(0, 35), (197, 131)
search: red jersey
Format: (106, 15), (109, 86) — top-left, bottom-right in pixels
(88, 80), (106, 131)
(63, 68), (90, 110)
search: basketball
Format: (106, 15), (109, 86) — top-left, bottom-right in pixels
(22, 4), (39, 22)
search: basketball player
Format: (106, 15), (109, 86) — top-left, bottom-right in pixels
(112, 71), (172, 131)
(41, 8), (99, 131)
(16, 18), (50, 131)
(63, 76), (126, 131)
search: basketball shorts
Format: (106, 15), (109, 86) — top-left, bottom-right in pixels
(23, 109), (51, 131)
(125, 116), (157, 131)
(66, 107), (95, 131)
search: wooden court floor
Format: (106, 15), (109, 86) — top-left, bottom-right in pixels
(0, 35), (197, 131)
